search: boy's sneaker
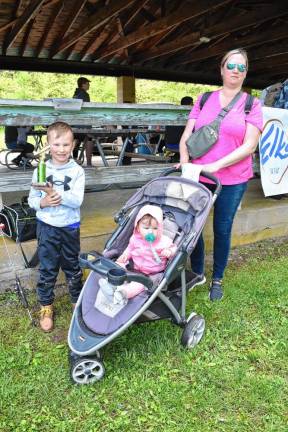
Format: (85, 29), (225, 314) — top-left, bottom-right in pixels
(187, 272), (206, 292)
(209, 279), (223, 301)
(39, 305), (54, 332)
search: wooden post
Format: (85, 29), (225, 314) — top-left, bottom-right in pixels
(117, 76), (136, 103)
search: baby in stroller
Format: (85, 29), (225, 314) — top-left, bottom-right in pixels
(99, 204), (177, 305)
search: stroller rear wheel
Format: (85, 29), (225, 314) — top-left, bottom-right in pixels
(70, 357), (105, 384)
(181, 313), (205, 349)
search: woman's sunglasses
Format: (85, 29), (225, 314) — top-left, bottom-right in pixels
(226, 63), (247, 73)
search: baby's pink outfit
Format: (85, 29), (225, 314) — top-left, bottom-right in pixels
(117, 205), (176, 299)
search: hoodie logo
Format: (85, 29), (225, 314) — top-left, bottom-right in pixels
(46, 175), (72, 191)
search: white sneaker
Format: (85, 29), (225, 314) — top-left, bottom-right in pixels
(99, 278), (114, 298)
(113, 287), (128, 305)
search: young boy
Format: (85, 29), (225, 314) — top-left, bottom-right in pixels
(28, 122), (85, 332)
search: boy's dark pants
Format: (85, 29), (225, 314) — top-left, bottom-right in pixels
(37, 222), (83, 306)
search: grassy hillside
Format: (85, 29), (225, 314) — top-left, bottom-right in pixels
(0, 71), (217, 104)
(0, 70), (218, 149)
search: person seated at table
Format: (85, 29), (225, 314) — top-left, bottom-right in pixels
(5, 126), (34, 167)
(164, 96), (193, 156)
(73, 77), (94, 167)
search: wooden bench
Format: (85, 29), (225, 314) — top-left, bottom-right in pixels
(0, 164), (173, 209)
(103, 150), (171, 163)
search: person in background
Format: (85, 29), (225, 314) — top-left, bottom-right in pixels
(28, 122), (85, 332)
(73, 77), (94, 167)
(179, 48), (263, 301)
(180, 96), (193, 106)
(5, 126), (34, 167)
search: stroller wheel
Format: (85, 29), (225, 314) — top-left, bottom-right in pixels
(181, 313), (205, 349)
(70, 357), (105, 384)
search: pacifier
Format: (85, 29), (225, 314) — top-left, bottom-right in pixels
(145, 233), (161, 263)
(145, 233), (156, 242)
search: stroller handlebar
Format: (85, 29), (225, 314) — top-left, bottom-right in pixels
(161, 166), (222, 196)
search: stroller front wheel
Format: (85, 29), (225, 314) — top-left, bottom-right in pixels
(70, 357), (105, 384)
(181, 314), (205, 349)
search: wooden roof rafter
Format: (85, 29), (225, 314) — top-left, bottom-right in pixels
(49, 0), (88, 58)
(135, 2), (288, 65)
(52, 0), (136, 56)
(130, 0), (190, 58)
(92, 1), (160, 63)
(0, 0), (287, 89)
(181, 23), (288, 67)
(0, 0), (60, 34)
(3, 0), (47, 54)
(34, 0), (64, 57)
(19, 17), (35, 56)
(95, 0), (230, 60)
(122, 0), (150, 31)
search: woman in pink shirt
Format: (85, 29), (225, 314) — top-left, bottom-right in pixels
(179, 48), (263, 301)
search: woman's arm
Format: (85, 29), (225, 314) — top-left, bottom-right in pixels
(179, 118), (196, 164)
(201, 123), (261, 173)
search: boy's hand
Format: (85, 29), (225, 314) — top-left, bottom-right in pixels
(40, 191), (61, 208)
(32, 182), (53, 194)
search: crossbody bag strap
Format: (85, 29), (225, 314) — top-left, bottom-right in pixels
(217, 91), (243, 119)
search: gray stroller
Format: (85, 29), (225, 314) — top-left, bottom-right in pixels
(68, 168), (221, 384)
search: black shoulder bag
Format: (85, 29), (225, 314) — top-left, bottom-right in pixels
(186, 91), (242, 159)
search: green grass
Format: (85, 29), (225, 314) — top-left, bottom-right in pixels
(0, 239), (287, 432)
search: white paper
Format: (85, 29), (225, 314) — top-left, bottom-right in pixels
(181, 163), (202, 182)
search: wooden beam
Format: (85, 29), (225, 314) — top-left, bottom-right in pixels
(0, 164), (173, 193)
(34, 0), (64, 57)
(50, 0), (87, 58)
(116, 17), (128, 59)
(134, 2), (288, 64)
(95, 0), (230, 60)
(79, 22), (114, 60)
(248, 41), (288, 62)
(3, 0), (46, 53)
(179, 25), (288, 66)
(0, 100), (189, 127)
(133, 32), (201, 63)
(52, 0), (135, 56)
(19, 18), (35, 57)
(251, 53), (288, 71)
(87, 1), (155, 62)
(123, 0), (150, 30)
(0, 0), (60, 34)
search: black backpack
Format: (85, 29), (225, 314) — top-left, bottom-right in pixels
(200, 91), (254, 114)
(0, 198), (36, 243)
(0, 197), (38, 268)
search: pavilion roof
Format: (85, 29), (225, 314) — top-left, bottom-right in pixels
(0, 0), (287, 89)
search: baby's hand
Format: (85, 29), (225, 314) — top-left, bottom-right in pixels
(117, 251), (129, 264)
(160, 248), (173, 258)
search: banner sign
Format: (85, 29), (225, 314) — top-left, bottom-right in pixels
(259, 107), (288, 196)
